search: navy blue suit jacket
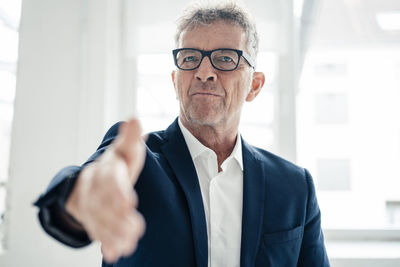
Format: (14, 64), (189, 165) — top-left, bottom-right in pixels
(35, 118), (329, 267)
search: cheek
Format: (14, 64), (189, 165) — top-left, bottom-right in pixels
(226, 71), (251, 94)
(174, 73), (187, 99)
(177, 73), (192, 97)
(223, 83), (243, 112)
(230, 79), (250, 105)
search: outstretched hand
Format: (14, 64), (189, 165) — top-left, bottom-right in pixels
(66, 118), (146, 263)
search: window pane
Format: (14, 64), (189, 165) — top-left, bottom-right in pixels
(297, 48), (400, 229)
(137, 54), (178, 133)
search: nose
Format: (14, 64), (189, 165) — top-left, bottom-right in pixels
(194, 56), (217, 82)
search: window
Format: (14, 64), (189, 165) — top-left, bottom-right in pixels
(315, 94), (348, 124)
(317, 158), (351, 191)
(297, 48), (400, 229)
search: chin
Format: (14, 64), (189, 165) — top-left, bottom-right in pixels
(188, 113), (223, 127)
(182, 104), (225, 127)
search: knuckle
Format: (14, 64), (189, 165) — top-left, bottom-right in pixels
(131, 191), (139, 207)
(110, 224), (129, 240)
(136, 212), (146, 228)
(122, 242), (137, 257)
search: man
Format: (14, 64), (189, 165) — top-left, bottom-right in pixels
(35, 2), (330, 267)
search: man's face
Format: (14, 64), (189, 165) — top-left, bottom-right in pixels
(172, 21), (264, 130)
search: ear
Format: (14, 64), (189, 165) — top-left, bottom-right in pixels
(171, 70), (179, 99)
(171, 70), (176, 85)
(246, 71), (265, 102)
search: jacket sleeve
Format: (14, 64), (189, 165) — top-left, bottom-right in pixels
(33, 122), (122, 247)
(297, 169), (330, 266)
(34, 166), (91, 247)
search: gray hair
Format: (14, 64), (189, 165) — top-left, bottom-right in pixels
(174, 1), (259, 63)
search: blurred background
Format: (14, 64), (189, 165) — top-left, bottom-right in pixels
(0, 0), (400, 266)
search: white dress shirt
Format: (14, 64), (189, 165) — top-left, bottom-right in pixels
(178, 119), (243, 267)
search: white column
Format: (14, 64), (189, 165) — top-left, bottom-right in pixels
(0, 0), (134, 266)
(275, 0), (298, 163)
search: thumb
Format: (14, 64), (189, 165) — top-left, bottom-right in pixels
(113, 118), (146, 183)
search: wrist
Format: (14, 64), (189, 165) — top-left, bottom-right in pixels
(65, 168), (87, 226)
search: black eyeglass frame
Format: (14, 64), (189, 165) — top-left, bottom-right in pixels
(172, 48), (255, 71)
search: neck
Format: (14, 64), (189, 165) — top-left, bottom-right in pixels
(180, 116), (238, 170)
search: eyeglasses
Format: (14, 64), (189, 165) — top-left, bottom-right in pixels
(172, 48), (255, 71)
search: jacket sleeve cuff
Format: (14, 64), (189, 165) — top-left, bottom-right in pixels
(34, 166), (91, 248)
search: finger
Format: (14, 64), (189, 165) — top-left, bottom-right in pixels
(114, 118), (142, 164)
(99, 229), (121, 263)
(113, 118), (146, 183)
(97, 212), (145, 260)
(93, 217), (133, 260)
(100, 158), (136, 207)
(108, 187), (138, 212)
(86, 199), (133, 235)
(86, 192), (140, 235)
(86, 200), (145, 262)
(81, 167), (137, 230)
(120, 212), (146, 256)
(101, 242), (120, 264)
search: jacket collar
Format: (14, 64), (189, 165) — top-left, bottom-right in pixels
(240, 138), (266, 267)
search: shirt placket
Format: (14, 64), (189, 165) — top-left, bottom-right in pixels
(209, 154), (230, 267)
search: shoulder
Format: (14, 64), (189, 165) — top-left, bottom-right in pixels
(246, 141), (306, 177)
(244, 141), (310, 192)
(100, 122), (168, 149)
(144, 129), (168, 152)
(96, 121), (123, 149)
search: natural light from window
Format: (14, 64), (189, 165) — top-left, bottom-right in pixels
(297, 47), (400, 229)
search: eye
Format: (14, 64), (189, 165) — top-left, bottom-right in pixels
(183, 56), (198, 62)
(214, 55), (236, 64)
(221, 56), (233, 62)
(215, 56), (233, 63)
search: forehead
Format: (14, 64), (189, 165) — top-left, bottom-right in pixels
(179, 21), (247, 51)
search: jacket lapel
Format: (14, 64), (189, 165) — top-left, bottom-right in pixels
(240, 139), (266, 267)
(160, 119), (208, 267)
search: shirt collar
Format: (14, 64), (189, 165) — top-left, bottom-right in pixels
(178, 118), (243, 171)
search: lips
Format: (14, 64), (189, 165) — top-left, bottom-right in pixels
(189, 82), (223, 97)
(191, 92), (221, 97)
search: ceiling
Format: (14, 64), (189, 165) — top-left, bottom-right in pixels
(311, 0), (400, 46)
(128, 0), (400, 54)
